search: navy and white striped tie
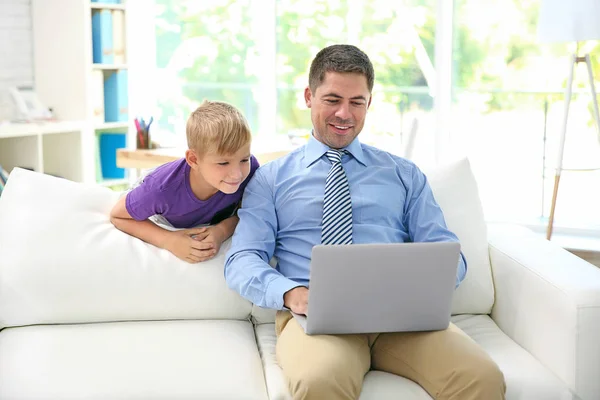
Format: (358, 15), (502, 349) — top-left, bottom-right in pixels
(321, 149), (353, 245)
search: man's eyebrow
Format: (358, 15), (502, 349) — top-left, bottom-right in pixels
(321, 93), (367, 101)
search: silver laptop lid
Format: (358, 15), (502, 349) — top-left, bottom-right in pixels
(304, 242), (461, 335)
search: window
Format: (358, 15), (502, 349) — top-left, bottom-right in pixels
(134, 0), (600, 235)
(152, 0), (437, 164)
(452, 0), (600, 231)
(153, 0), (260, 142)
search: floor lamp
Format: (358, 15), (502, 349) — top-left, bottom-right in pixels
(538, 0), (600, 240)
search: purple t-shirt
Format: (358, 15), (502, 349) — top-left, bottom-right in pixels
(126, 156), (259, 228)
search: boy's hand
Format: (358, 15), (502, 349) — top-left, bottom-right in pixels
(163, 228), (216, 263)
(191, 226), (225, 261)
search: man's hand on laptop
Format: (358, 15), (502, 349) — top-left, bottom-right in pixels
(283, 286), (309, 315)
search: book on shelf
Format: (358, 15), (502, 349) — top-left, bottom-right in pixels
(98, 132), (127, 180)
(104, 70), (128, 122)
(92, 9), (114, 64)
(112, 10), (126, 64)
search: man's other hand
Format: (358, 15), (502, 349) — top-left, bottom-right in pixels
(283, 286), (309, 315)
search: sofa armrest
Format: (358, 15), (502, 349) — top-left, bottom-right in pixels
(487, 223), (600, 399)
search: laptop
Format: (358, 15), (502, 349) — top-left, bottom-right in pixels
(291, 242), (461, 335)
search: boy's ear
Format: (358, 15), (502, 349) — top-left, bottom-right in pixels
(185, 149), (200, 169)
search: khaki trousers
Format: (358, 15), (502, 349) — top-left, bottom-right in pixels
(275, 311), (506, 400)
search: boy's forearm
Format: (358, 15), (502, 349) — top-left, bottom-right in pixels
(214, 215), (239, 243)
(110, 217), (172, 249)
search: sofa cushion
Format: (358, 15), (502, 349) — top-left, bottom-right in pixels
(0, 320), (268, 400)
(360, 372), (433, 400)
(254, 323), (290, 400)
(251, 157), (494, 324)
(453, 314), (574, 399)
(0, 168), (251, 328)
(255, 315), (572, 399)
(253, 323), (432, 400)
(425, 158), (494, 314)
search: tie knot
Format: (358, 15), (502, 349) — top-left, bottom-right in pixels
(325, 149), (345, 164)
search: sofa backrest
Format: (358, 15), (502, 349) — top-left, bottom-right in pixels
(0, 157), (494, 329)
(0, 168), (251, 329)
(427, 158), (495, 315)
(251, 157), (495, 324)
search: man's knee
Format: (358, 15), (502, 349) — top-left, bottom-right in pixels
(286, 359), (363, 400)
(475, 359), (505, 388)
(449, 358), (505, 399)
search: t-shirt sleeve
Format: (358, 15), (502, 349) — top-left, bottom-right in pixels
(125, 178), (168, 221)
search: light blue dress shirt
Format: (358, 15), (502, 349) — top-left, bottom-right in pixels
(225, 135), (467, 310)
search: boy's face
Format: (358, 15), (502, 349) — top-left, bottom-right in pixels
(187, 143), (252, 196)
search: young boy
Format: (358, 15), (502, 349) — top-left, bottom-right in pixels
(110, 100), (259, 263)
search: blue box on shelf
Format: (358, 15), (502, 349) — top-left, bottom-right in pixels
(99, 133), (127, 179)
(91, 9), (114, 64)
(104, 70), (128, 122)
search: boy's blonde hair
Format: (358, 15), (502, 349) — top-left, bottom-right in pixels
(186, 100), (252, 158)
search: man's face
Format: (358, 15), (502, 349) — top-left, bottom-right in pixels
(305, 71), (371, 149)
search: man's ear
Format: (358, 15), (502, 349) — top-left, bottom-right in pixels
(185, 149), (199, 170)
(367, 95), (372, 109)
(304, 87), (312, 108)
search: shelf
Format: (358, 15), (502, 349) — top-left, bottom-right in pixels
(116, 147), (290, 169)
(92, 63), (129, 70)
(94, 122), (130, 132)
(90, 3), (126, 11)
(0, 121), (85, 139)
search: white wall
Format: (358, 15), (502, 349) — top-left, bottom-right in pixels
(0, 0), (33, 121)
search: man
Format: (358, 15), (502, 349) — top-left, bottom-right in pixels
(225, 44), (505, 400)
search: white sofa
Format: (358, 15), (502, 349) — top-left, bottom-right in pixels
(1, 159), (600, 400)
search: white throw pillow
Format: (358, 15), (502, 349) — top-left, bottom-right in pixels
(426, 158), (495, 315)
(0, 168), (252, 329)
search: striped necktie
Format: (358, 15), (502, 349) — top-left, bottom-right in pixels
(321, 149), (353, 245)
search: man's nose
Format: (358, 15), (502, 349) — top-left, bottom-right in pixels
(334, 103), (351, 120)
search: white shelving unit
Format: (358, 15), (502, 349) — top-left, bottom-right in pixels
(90, 3), (126, 10)
(92, 64), (129, 70)
(2, 0), (138, 186)
(95, 122), (130, 131)
(0, 121), (88, 183)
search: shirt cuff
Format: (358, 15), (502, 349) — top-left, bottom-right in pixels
(455, 253), (467, 288)
(266, 275), (304, 310)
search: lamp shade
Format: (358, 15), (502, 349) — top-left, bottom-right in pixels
(538, 0), (600, 43)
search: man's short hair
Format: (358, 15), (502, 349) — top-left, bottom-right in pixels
(308, 44), (375, 93)
(186, 100), (252, 158)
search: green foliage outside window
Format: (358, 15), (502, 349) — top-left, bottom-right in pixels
(154, 0), (599, 141)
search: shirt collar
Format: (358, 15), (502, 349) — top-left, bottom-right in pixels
(302, 133), (367, 168)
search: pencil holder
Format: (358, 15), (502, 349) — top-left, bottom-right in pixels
(136, 128), (151, 149)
